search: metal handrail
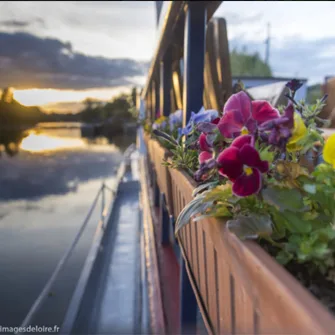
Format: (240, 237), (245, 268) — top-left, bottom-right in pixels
(19, 144), (136, 331)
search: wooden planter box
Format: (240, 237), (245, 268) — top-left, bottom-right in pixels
(143, 131), (151, 149)
(168, 166), (335, 335)
(149, 139), (174, 214)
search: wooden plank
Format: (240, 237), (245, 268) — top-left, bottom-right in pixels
(178, 229), (214, 335)
(218, 260), (232, 334)
(206, 242), (220, 334)
(234, 276), (255, 334)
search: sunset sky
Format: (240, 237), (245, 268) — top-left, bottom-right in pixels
(1, 1), (335, 113)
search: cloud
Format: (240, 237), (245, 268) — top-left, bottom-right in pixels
(0, 1), (156, 60)
(0, 31), (149, 90)
(223, 11), (263, 26)
(0, 18), (45, 28)
(0, 20), (30, 28)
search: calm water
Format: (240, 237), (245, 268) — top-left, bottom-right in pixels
(0, 123), (136, 329)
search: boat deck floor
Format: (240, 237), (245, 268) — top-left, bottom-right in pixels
(71, 166), (144, 334)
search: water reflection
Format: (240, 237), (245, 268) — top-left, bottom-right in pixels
(0, 128), (29, 157)
(0, 122), (136, 327)
(20, 133), (86, 152)
(0, 123), (136, 201)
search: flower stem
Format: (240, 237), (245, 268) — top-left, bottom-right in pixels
(263, 235), (284, 249)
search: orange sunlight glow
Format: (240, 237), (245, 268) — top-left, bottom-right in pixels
(13, 87), (129, 107)
(20, 133), (86, 152)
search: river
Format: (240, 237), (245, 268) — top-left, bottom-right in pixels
(0, 122), (136, 329)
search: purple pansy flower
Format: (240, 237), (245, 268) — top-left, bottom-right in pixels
(218, 91), (280, 138)
(169, 110), (182, 131)
(178, 107), (219, 137)
(258, 103), (294, 149)
(216, 135), (269, 197)
(286, 79), (303, 92)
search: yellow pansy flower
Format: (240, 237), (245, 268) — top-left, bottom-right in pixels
(323, 133), (335, 168)
(286, 113), (307, 152)
(155, 116), (168, 124)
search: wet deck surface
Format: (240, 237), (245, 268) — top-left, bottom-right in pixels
(70, 162), (144, 334)
(94, 180), (141, 334)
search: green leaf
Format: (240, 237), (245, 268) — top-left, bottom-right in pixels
(203, 184), (233, 203)
(226, 213), (273, 239)
(192, 181), (219, 198)
(302, 211), (319, 221)
(280, 210), (312, 233)
(175, 195), (212, 235)
(276, 250), (293, 265)
(210, 204), (233, 218)
(259, 145), (275, 163)
(262, 186), (305, 212)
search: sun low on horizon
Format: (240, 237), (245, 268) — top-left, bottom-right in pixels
(11, 86), (132, 113)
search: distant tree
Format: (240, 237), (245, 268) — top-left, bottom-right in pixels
(230, 47), (273, 77)
(1, 87), (13, 103)
(306, 84), (322, 104)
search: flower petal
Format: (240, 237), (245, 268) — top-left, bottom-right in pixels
(239, 144), (269, 173)
(199, 133), (212, 152)
(193, 108), (219, 124)
(218, 109), (244, 138)
(323, 133), (335, 168)
(283, 103), (294, 129)
(232, 168), (262, 197)
(231, 135), (252, 149)
(217, 147), (243, 180)
(199, 151), (213, 164)
(223, 91), (252, 122)
(245, 118), (257, 133)
(287, 113), (307, 145)
(197, 122), (218, 134)
(252, 101), (280, 125)
(286, 79), (303, 92)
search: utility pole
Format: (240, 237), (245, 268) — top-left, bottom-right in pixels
(265, 23), (270, 66)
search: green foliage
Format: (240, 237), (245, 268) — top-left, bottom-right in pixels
(0, 88), (137, 135)
(276, 227), (335, 274)
(79, 93), (135, 126)
(227, 213), (273, 239)
(306, 84), (322, 104)
(262, 186), (306, 212)
(230, 48), (272, 77)
(163, 144), (198, 176)
(0, 100), (44, 126)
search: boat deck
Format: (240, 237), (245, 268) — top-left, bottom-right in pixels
(62, 160), (149, 334)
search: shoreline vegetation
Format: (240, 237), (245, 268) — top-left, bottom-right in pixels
(0, 87), (137, 156)
(0, 87), (138, 130)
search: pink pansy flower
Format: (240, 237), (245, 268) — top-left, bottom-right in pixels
(197, 117), (220, 164)
(218, 91), (280, 138)
(198, 133), (213, 164)
(216, 135), (269, 197)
